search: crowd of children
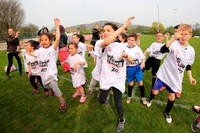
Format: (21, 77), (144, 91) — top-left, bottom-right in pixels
(6, 17), (198, 132)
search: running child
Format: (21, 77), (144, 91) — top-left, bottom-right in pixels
(146, 24), (196, 123)
(125, 34), (146, 104)
(97, 17), (134, 132)
(25, 40), (49, 96)
(143, 32), (166, 88)
(62, 42), (87, 103)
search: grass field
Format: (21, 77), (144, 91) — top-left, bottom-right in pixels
(0, 35), (200, 133)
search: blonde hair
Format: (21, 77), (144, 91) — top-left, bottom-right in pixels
(178, 24), (192, 33)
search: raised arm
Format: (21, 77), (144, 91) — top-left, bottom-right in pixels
(53, 18), (61, 50)
(101, 16), (135, 48)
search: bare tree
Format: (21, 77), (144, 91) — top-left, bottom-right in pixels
(0, 0), (24, 33)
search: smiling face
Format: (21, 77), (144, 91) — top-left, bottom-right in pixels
(72, 35), (80, 44)
(155, 33), (164, 43)
(103, 25), (115, 38)
(68, 44), (77, 56)
(40, 34), (52, 48)
(127, 37), (136, 45)
(179, 30), (192, 45)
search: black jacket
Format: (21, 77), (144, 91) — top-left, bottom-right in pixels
(6, 35), (19, 53)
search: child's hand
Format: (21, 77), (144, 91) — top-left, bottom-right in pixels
(190, 78), (196, 85)
(140, 63), (145, 69)
(121, 53), (128, 58)
(54, 18), (60, 27)
(164, 32), (170, 38)
(88, 45), (94, 51)
(74, 63), (79, 72)
(124, 16), (135, 28)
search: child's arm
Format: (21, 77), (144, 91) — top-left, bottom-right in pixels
(140, 59), (145, 69)
(74, 61), (85, 71)
(27, 64), (32, 78)
(53, 18), (61, 50)
(164, 32), (170, 43)
(136, 33), (141, 46)
(101, 16), (134, 48)
(187, 68), (196, 85)
(143, 50), (148, 57)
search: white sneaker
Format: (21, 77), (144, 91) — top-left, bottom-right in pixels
(141, 97), (147, 105)
(146, 99), (153, 108)
(165, 112), (172, 123)
(126, 97), (131, 104)
(117, 118), (125, 132)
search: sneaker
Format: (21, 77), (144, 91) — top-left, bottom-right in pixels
(50, 89), (55, 96)
(146, 99), (153, 108)
(126, 97), (131, 104)
(141, 97), (147, 105)
(72, 92), (81, 98)
(117, 118), (126, 132)
(192, 105), (200, 114)
(80, 96), (87, 103)
(176, 92), (181, 99)
(165, 112), (172, 123)
(192, 115), (200, 132)
(45, 91), (49, 97)
(32, 88), (39, 95)
(60, 101), (66, 112)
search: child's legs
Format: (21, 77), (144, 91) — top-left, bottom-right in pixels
(136, 68), (145, 97)
(36, 76), (48, 91)
(151, 59), (161, 87)
(30, 75), (39, 89)
(112, 87), (124, 121)
(127, 66), (135, 97)
(98, 89), (110, 104)
(89, 78), (98, 91)
(144, 57), (152, 71)
(76, 86), (85, 96)
(49, 80), (63, 100)
(128, 81), (134, 97)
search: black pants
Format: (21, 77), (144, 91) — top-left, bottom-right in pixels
(6, 52), (22, 76)
(144, 56), (161, 76)
(30, 75), (47, 91)
(98, 87), (124, 120)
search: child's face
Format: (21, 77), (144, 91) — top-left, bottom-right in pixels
(127, 37), (136, 45)
(68, 44), (77, 55)
(25, 43), (31, 52)
(179, 30), (192, 45)
(72, 35), (80, 43)
(103, 25), (115, 38)
(40, 35), (52, 48)
(155, 33), (164, 43)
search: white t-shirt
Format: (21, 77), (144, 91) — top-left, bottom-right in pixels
(91, 40), (104, 81)
(67, 54), (86, 88)
(157, 40), (195, 93)
(36, 45), (58, 86)
(21, 49), (28, 73)
(125, 44), (145, 66)
(25, 50), (40, 76)
(77, 42), (88, 68)
(98, 42), (129, 93)
(146, 42), (165, 60)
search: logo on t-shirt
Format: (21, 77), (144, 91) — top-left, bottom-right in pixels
(176, 56), (185, 73)
(107, 54), (125, 73)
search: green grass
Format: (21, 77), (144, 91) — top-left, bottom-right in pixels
(0, 35), (200, 133)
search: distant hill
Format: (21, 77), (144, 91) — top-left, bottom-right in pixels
(66, 20), (149, 30)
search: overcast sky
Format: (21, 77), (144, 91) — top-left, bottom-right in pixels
(20, 0), (200, 29)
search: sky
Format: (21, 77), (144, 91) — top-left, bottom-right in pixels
(20, 0), (200, 29)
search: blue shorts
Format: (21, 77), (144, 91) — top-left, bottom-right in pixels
(153, 78), (175, 93)
(126, 64), (143, 83)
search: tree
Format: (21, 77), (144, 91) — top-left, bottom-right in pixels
(150, 22), (165, 33)
(20, 24), (38, 38)
(0, 0), (24, 32)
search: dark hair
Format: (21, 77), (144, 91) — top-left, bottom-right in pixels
(127, 33), (137, 41)
(103, 22), (118, 31)
(73, 34), (85, 43)
(121, 33), (127, 40)
(174, 25), (179, 29)
(43, 27), (49, 32)
(40, 33), (54, 41)
(28, 40), (40, 50)
(59, 25), (65, 33)
(68, 41), (78, 49)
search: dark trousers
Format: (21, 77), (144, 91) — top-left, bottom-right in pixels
(98, 87), (124, 120)
(6, 52), (22, 75)
(30, 75), (47, 91)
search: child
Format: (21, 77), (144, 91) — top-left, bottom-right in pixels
(146, 24), (196, 123)
(62, 42), (87, 103)
(125, 34), (146, 104)
(97, 17), (134, 132)
(117, 33), (127, 43)
(34, 18), (66, 111)
(72, 34), (88, 68)
(87, 29), (104, 96)
(143, 32), (166, 88)
(25, 40), (49, 96)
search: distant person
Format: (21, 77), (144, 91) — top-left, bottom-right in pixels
(90, 24), (100, 46)
(37, 27), (49, 36)
(6, 28), (22, 79)
(58, 25), (70, 72)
